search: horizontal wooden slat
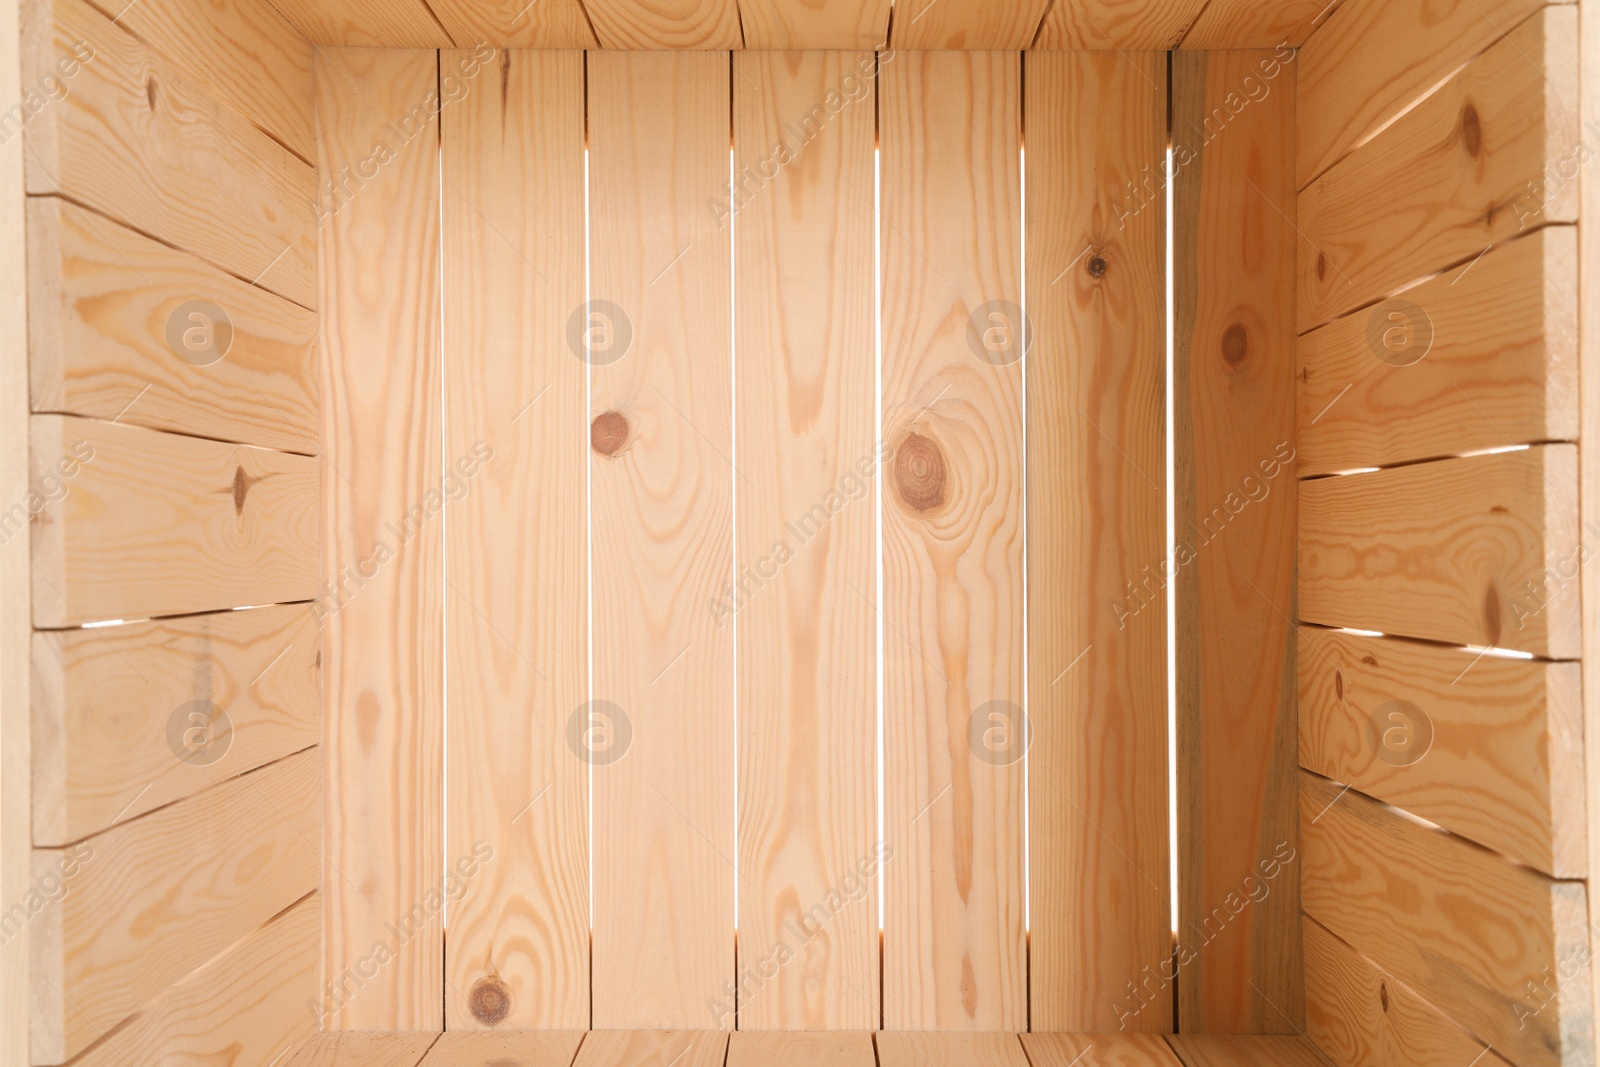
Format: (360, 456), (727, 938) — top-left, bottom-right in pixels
(73, 891), (319, 1067)
(1024, 1034), (1181, 1066)
(1033, 0), (1207, 48)
(1296, 0), (1566, 187)
(1299, 626), (1584, 875)
(417, 1032), (585, 1065)
(1297, 227), (1578, 476)
(737, 0), (889, 47)
(1179, 1), (1341, 47)
(255, 0), (448, 47)
(31, 749), (320, 1063)
(581, 0), (741, 48)
(1302, 915), (1514, 1067)
(27, 197), (319, 453)
(890, 0), (1051, 48)
(285, 1034), (440, 1067)
(1298, 446), (1581, 657)
(877, 1033), (1029, 1067)
(571, 1032), (729, 1067)
(1164, 1036), (1328, 1067)
(726, 1032), (876, 1066)
(31, 603), (319, 845)
(21, 0), (317, 306)
(29, 415), (319, 627)
(1300, 771), (1591, 1067)
(1297, 6), (1579, 332)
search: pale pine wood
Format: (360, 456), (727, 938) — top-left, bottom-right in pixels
(1024, 50), (1169, 1033)
(1180, 1), (1343, 47)
(1298, 446), (1581, 657)
(726, 1031), (875, 1066)
(1300, 770), (1592, 1067)
(732, 49), (877, 1032)
(268, 0), (446, 46)
(587, 50), (734, 1030)
(876, 1032), (1028, 1067)
(32, 603), (320, 845)
(1296, 0), (1564, 187)
(1171, 49), (1301, 1035)
(31, 749), (319, 1063)
(29, 414), (319, 627)
(1581, 0), (1600, 1049)
(1024, 1034), (1182, 1066)
(21, 0), (316, 307)
(1297, 7), (1580, 332)
(1034, 0), (1207, 48)
(1297, 227), (1578, 477)
(418, 1032), (586, 1065)
(572, 1032), (729, 1067)
(429, 1), (595, 47)
(738, 0), (888, 47)
(441, 47), (588, 1031)
(1299, 626), (1585, 876)
(73, 892), (319, 1067)
(316, 47), (443, 1032)
(77, 0), (314, 159)
(890, 0), (1050, 47)
(880, 50), (1025, 1032)
(1302, 916), (1514, 1067)
(583, 0), (740, 48)
(1165, 1035), (1329, 1067)
(286, 1034), (440, 1067)
(27, 196), (320, 454)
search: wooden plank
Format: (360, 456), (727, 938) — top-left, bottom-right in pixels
(265, 0), (447, 46)
(876, 1033), (1028, 1067)
(572, 1032), (729, 1067)
(73, 892), (319, 1067)
(1299, 627), (1585, 876)
(77, 0), (314, 159)
(737, 0), (888, 47)
(31, 749), (319, 1064)
(880, 50), (1025, 1032)
(441, 47), (588, 1032)
(419, 1032), (585, 1066)
(1024, 1034), (1182, 1066)
(315, 47), (442, 1032)
(31, 603), (319, 845)
(29, 414), (319, 627)
(1180, 1), (1342, 48)
(582, 0), (740, 48)
(27, 196), (320, 454)
(587, 50), (733, 1031)
(1302, 915), (1514, 1067)
(1024, 50), (1169, 1033)
(21, 0), (316, 307)
(726, 1032), (875, 1066)
(1171, 49), (1301, 1035)
(1297, 7), (1580, 332)
(1296, 0), (1564, 188)
(731, 49), (877, 1032)
(1297, 446), (1581, 657)
(1581, 0), (1600, 1049)
(1033, 0), (1208, 49)
(1300, 770), (1592, 1067)
(429, 2), (595, 47)
(890, 0), (1050, 47)
(285, 1034), (440, 1067)
(1297, 228), (1578, 477)
(1164, 1036), (1328, 1067)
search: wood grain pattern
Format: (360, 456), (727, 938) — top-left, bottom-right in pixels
(587, 50), (734, 1030)
(265, 0), (447, 47)
(1299, 626), (1585, 876)
(1297, 227), (1578, 477)
(1581, 0), (1600, 1050)
(1297, 7), (1580, 332)
(30, 749), (319, 1064)
(1296, 0), (1564, 188)
(1024, 50), (1170, 1033)
(27, 196), (320, 454)
(285, 1034), (440, 1067)
(21, 0), (317, 307)
(316, 47), (443, 1032)
(726, 1031), (875, 1066)
(1172, 49), (1301, 1036)
(1024, 1034), (1182, 1066)
(880, 50), (1025, 1032)
(73, 892), (319, 1067)
(1165, 1035), (1329, 1067)
(441, 47), (588, 1032)
(571, 1032), (729, 1067)
(418, 1031), (586, 1065)
(31, 603), (319, 845)
(1302, 915), (1514, 1067)
(876, 1032), (1028, 1067)
(732, 49), (877, 1032)
(1033, 0), (1207, 49)
(583, 0), (740, 48)
(1180, 0), (1343, 48)
(890, 0), (1050, 48)
(429, 0), (595, 47)
(1300, 770), (1592, 1067)
(1298, 446), (1581, 657)
(29, 414), (319, 627)
(737, 0), (888, 47)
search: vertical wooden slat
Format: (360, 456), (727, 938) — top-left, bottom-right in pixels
(441, 48), (589, 1031)
(315, 47), (443, 1031)
(1025, 49), (1170, 1032)
(880, 49), (1025, 1031)
(732, 50), (878, 1031)
(587, 50), (734, 1030)
(1581, 0), (1600, 1047)
(1171, 50), (1301, 1032)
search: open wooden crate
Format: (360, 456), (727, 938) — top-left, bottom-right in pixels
(0, 0), (1595, 1063)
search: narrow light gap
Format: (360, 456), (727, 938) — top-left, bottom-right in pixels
(1164, 142), (1179, 934)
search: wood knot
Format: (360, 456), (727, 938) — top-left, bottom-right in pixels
(468, 977), (511, 1025)
(1334, 669), (1344, 701)
(1461, 103), (1483, 158)
(1379, 982), (1389, 1012)
(146, 77), (158, 111)
(1316, 252), (1328, 281)
(591, 411), (629, 457)
(894, 432), (946, 513)
(1087, 255), (1108, 278)
(231, 466), (260, 514)
(1483, 583), (1502, 646)
(1220, 324), (1249, 367)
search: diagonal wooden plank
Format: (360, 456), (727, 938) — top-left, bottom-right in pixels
(285, 1033), (441, 1067)
(737, 0), (888, 47)
(1025, 1033), (1182, 1066)
(1180, 1), (1342, 48)
(268, 0), (448, 46)
(726, 1032), (875, 1066)
(890, 0), (1051, 48)
(1033, 0), (1208, 49)
(582, 0), (740, 48)
(572, 1031), (729, 1067)
(877, 1033), (1029, 1067)
(419, 1032), (585, 1065)
(428, 1), (595, 47)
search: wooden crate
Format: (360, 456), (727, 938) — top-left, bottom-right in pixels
(0, 0), (1593, 1065)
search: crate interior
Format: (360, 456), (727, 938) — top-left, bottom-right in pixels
(4, 0), (1592, 1065)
